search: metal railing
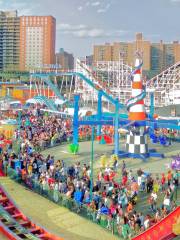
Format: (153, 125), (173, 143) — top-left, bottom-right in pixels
(5, 166), (132, 238)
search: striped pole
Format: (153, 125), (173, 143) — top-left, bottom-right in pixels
(129, 59), (146, 121)
(126, 59), (148, 157)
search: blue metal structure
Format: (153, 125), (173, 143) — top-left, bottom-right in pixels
(71, 94), (180, 159)
(97, 90), (103, 138)
(149, 92), (155, 119)
(33, 95), (58, 111)
(31, 72), (125, 109)
(30, 71), (180, 160)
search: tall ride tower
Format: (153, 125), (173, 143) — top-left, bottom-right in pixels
(126, 59), (148, 156)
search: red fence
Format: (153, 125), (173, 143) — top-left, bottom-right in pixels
(132, 206), (180, 240)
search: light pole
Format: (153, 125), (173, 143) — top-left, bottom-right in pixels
(90, 126), (95, 202)
(17, 111), (22, 158)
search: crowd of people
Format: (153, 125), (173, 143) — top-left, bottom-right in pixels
(15, 108), (72, 150)
(0, 109), (179, 239)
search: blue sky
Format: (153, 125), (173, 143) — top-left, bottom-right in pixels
(1, 0), (180, 57)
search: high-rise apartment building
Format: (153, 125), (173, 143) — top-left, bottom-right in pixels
(56, 48), (74, 70)
(94, 43), (113, 62)
(93, 33), (180, 75)
(0, 11), (20, 71)
(20, 15), (56, 71)
(0, 12), (56, 72)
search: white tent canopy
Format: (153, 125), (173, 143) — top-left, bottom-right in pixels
(54, 98), (65, 105)
(9, 101), (21, 105)
(26, 98), (44, 104)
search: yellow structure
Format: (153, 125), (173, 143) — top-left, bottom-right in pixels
(0, 84), (25, 102)
(100, 154), (108, 168)
(172, 216), (180, 235)
(0, 124), (17, 139)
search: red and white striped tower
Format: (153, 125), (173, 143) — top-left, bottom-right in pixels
(126, 58), (148, 156)
(129, 58), (146, 121)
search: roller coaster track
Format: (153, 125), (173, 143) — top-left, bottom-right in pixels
(31, 72), (125, 108)
(0, 185), (62, 240)
(148, 61), (180, 88)
(76, 59), (114, 96)
(33, 96), (58, 111)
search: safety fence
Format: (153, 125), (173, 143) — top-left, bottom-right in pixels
(5, 166), (139, 239)
(11, 132), (93, 155)
(5, 166), (180, 239)
(132, 206), (180, 240)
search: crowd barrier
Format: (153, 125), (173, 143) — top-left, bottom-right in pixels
(5, 167), (127, 238)
(4, 166), (180, 239)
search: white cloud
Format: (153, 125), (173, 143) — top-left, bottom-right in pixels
(57, 22), (128, 38)
(171, 0), (180, 2)
(91, 1), (100, 7)
(97, 8), (106, 13)
(97, 3), (111, 13)
(78, 6), (83, 11)
(74, 28), (104, 38)
(57, 23), (87, 31)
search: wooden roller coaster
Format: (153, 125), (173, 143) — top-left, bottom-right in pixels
(0, 185), (63, 240)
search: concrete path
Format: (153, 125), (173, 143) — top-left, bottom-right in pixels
(43, 140), (180, 175)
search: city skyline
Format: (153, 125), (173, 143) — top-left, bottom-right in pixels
(1, 0), (180, 57)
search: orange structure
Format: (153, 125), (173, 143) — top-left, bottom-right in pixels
(20, 16), (56, 71)
(129, 59), (146, 121)
(0, 83), (54, 103)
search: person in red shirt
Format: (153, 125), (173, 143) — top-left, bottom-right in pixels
(161, 173), (166, 192)
(122, 175), (128, 186)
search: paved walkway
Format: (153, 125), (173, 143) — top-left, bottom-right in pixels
(0, 178), (119, 240)
(43, 140), (180, 175)
(0, 141), (178, 240)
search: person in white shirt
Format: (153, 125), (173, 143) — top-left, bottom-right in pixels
(151, 192), (157, 202)
(163, 197), (170, 207)
(105, 165), (111, 175)
(144, 218), (150, 229)
(138, 176), (142, 186)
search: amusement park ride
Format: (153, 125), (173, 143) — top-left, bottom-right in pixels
(0, 60), (180, 240)
(29, 57), (180, 161)
(69, 59), (180, 161)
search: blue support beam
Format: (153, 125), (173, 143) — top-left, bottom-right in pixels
(150, 92), (154, 119)
(97, 90), (103, 138)
(77, 119), (180, 130)
(73, 95), (80, 145)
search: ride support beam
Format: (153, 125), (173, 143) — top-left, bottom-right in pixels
(73, 95), (80, 145)
(97, 90), (103, 139)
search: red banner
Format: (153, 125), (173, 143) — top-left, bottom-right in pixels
(132, 207), (180, 240)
